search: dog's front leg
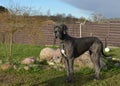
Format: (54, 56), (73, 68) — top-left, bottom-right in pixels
(64, 58), (74, 83)
(64, 58), (69, 78)
(68, 58), (74, 82)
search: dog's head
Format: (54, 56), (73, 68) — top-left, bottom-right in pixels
(54, 24), (68, 39)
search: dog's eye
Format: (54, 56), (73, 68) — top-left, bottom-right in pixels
(54, 31), (57, 33)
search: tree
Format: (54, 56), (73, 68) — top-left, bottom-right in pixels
(91, 13), (106, 23)
(65, 14), (78, 23)
(0, 6), (8, 13)
(47, 9), (51, 17)
(78, 17), (87, 22)
(0, 6), (43, 64)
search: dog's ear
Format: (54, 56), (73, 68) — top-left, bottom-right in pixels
(61, 24), (68, 34)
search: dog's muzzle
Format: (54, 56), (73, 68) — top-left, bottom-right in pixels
(53, 31), (58, 45)
(54, 31), (58, 38)
(54, 31), (62, 39)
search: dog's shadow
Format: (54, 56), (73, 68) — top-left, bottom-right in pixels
(38, 72), (94, 86)
(35, 68), (120, 86)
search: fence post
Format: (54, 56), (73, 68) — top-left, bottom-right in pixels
(76, 20), (86, 38)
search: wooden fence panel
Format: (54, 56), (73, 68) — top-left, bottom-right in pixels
(82, 22), (120, 47)
(0, 22), (120, 47)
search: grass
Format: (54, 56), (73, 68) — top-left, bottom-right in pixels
(108, 47), (120, 58)
(0, 44), (120, 86)
(0, 44), (43, 62)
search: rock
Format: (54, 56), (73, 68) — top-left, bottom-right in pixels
(39, 47), (64, 70)
(40, 48), (107, 70)
(21, 57), (36, 65)
(13, 65), (18, 70)
(74, 51), (106, 69)
(0, 60), (2, 64)
(75, 52), (94, 69)
(114, 63), (120, 67)
(40, 48), (62, 64)
(112, 58), (120, 62)
(40, 47), (56, 61)
(1, 63), (11, 70)
(52, 49), (62, 64)
(24, 66), (30, 70)
(47, 61), (55, 66)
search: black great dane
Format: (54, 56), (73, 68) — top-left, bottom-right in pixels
(54, 24), (108, 83)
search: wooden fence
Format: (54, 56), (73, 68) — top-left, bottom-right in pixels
(0, 21), (120, 47)
(82, 22), (120, 47)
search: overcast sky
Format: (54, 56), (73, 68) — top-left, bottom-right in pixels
(62, 0), (120, 18)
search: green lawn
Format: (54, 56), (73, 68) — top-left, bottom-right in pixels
(0, 44), (120, 86)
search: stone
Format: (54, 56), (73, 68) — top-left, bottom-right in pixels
(40, 47), (55, 61)
(13, 65), (18, 70)
(21, 57), (36, 65)
(24, 66), (30, 70)
(40, 48), (62, 64)
(74, 51), (106, 69)
(1, 63), (11, 70)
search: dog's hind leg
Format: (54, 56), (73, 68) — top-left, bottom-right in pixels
(90, 53), (101, 80)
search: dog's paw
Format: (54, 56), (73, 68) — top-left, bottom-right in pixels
(93, 76), (99, 81)
(66, 77), (74, 83)
(91, 74), (99, 81)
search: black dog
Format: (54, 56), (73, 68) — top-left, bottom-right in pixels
(54, 24), (108, 83)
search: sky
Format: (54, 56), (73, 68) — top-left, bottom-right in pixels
(0, 0), (120, 18)
(62, 0), (120, 18)
(0, 0), (91, 18)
